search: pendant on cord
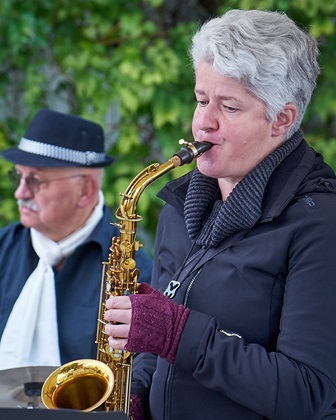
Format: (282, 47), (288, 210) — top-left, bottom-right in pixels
(163, 280), (181, 299)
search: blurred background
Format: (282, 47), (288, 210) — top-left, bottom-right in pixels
(0, 0), (335, 252)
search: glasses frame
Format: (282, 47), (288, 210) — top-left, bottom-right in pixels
(8, 170), (84, 194)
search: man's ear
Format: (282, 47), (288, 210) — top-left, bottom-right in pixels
(272, 103), (297, 137)
(77, 175), (96, 208)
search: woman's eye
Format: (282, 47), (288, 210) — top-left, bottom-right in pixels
(224, 105), (237, 112)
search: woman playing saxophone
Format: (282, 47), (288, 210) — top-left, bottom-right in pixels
(104, 9), (336, 420)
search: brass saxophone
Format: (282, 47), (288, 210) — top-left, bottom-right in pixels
(41, 140), (212, 416)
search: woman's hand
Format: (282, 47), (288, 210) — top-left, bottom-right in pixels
(104, 283), (190, 364)
(104, 295), (132, 350)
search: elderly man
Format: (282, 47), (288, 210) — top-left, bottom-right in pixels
(0, 109), (152, 369)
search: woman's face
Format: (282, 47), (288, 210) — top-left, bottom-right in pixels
(192, 61), (285, 194)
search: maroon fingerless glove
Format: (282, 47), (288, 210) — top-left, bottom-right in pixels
(126, 283), (190, 364)
(130, 394), (145, 420)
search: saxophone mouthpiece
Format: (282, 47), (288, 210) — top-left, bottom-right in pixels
(174, 140), (213, 166)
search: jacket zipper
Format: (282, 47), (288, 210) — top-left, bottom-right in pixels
(163, 268), (203, 419)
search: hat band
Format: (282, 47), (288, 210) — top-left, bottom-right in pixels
(18, 137), (106, 165)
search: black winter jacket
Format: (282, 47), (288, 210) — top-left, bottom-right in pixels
(132, 138), (336, 420)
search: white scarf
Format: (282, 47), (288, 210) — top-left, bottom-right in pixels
(0, 191), (104, 370)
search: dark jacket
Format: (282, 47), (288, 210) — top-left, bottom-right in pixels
(0, 205), (152, 364)
(132, 139), (336, 419)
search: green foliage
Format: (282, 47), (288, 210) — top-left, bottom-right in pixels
(0, 132), (18, 224)
(0, 0), (335, 249)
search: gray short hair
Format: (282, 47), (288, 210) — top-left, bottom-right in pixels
(190, 9), (320, 139)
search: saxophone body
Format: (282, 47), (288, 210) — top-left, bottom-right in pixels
(41, 140), (212, 415)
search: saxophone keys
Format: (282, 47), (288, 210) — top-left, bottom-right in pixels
(120, 241), (132, 253)
(122, 257), (136, 270)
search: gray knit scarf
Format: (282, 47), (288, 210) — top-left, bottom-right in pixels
(184, 130), (303, 247)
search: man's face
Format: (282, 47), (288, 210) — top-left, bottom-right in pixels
(13, 165), (86, 241)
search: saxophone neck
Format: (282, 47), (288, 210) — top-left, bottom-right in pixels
(116, 140), (213, 223)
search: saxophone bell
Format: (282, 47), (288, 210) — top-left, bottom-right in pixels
(41, 359), (114, 411)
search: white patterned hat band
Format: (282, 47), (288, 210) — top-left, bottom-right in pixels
(1, 109), (114, 167)
(19, 137), (106, 166)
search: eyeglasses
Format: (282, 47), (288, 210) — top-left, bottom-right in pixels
(8, 170), (84, 194)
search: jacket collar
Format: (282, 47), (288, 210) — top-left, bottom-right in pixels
(82, 204), (114, 251)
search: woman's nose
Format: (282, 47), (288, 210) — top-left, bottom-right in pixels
(196, 104), (219, 132)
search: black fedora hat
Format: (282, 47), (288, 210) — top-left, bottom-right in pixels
(2, 109), (114, 167)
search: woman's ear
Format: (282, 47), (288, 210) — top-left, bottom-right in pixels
(272, 103), (297, 137)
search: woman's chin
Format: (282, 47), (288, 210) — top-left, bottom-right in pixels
(196, 158), (218, 178)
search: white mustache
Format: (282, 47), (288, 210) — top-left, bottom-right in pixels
(17, 199), (40, 212)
